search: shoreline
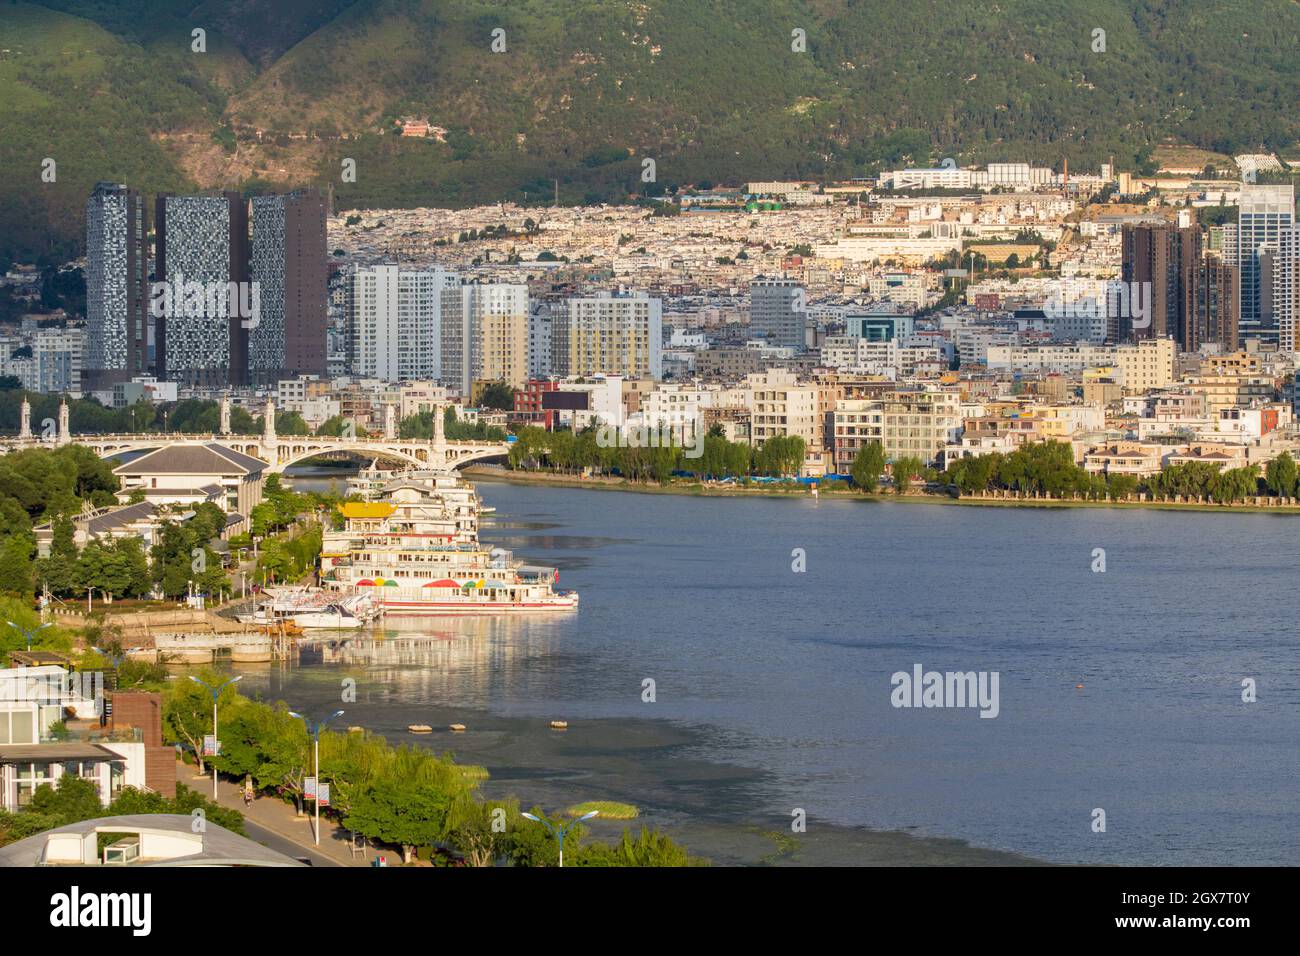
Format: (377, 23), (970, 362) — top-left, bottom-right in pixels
(232, 666), (1046, 866)
(463, 465), (1300, 514)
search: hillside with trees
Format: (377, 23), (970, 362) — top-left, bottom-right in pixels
(2, 0), (1297, 264)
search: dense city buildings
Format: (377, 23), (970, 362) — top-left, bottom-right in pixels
(9, 161), (1300, 486)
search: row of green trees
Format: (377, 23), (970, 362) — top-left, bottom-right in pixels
(940, 442), (1292, 504)
(844, 441), (1300, 505)
(163, 678), (702, 866)
(507, 425), (807, 482)
(400, 407), (508, 442)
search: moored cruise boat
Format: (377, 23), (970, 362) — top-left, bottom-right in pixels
(320, 471), (578, 615)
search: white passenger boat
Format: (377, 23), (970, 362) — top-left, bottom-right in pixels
(320, 469), (578, 615)
(242, 589), (381, 629)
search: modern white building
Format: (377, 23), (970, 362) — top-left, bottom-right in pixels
(1235, 184), (1295, 342)
(440, 283), (530, 396)
(346, 264), (460, 382)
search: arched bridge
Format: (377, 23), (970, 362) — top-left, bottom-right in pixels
(1, 397), (511, 472)
(53, 434), (508, 473)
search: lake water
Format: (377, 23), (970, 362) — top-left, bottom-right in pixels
(250, 476), (1300, 865)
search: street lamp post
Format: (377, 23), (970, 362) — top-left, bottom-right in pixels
(189, 675), (242, 799)
(6, 620), (53, 652)
(521, 810), (598, 867)
(288, 709), (345, 845)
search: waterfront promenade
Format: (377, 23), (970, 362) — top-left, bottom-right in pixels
(174, 761), (372, 867)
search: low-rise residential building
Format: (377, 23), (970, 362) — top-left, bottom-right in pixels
(1083, 442), (1171, 476)
(830, 398), (883, 473)
(745, 368), (822, 467)
(112, 443), (266, 519)
(881, 386), (963, 465)
(0, 666), (175, 812)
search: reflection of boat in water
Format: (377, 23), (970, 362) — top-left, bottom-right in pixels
(321, 469), (578, 615)
(291, 613), (570, 665)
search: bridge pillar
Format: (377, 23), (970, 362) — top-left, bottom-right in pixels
(220, 394), (231, 435)
(57, 399), (70, 447)
(430, 402), (446, 469)
(384, 403), (397, 441)
(261, 397), (278, 467)
(18, 398), (31, 440)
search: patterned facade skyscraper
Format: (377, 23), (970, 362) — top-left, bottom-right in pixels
(154, 192), (250, 388)
(250, 189), (327, 384)
(84, 183), (149, 389)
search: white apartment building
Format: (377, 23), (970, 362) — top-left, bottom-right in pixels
(1276, 223), (1300, 352)
(865, 271), (935, 308)
(528, 303), (557, 377)
(639, 383), (713, 442)
(986, 338), (1176, 391)
(441, 283), (529, 396)
(347, 265), (459, 382)
(954, 328), (1024, 366)
(553, 292), (663, 379)
(831, 398), (884, 473)
(554, 375), (625, 431)
(881, 167), (974, 190)
(2, 328), (85, 395)
(815, 235), (961, 264)
(745, 368), (820, 453)
(398, 381), (451, 419)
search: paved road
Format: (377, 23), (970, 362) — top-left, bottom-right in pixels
(177, 761), (372, 867)
(243, 819), (342, 867)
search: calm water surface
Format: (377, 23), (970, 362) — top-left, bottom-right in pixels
(254, 477), (1300, 865)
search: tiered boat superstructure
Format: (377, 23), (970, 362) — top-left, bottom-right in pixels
(320, 469), (578, 614)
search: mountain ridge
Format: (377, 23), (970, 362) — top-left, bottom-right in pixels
(2, 0), (1297, 265)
